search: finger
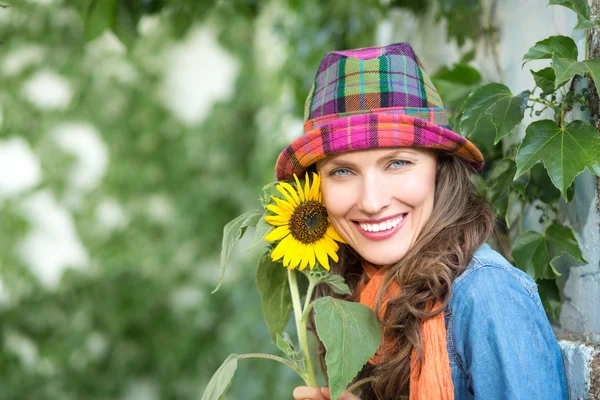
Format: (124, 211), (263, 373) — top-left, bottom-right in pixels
(321, 387), (361, 400)
(293, 386), (327, 400)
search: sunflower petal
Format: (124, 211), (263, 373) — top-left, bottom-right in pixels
(276, 184), (298, 207)
(271, 235), (292, 261)
(279, 182), (302, 206)
(266, 204), (292, 217)
(321, 235), (339, 262)
(293, 174), (305, 203)
(264, 225), (290, 242)
(283, 239), (297, 268)
(303, 172), (311, 202)
(265, 215), (289, 226)
(315, 244), (330, 271)
(299, 246), (310, 271)
(307, 245), (316, 269)
(309, 172), (321, 200)
(270, 196), (294, 213)
(326, 225), (346, 243)
(289, 243), (305, 270)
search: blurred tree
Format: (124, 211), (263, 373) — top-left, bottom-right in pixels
(0, 0), (488, 399)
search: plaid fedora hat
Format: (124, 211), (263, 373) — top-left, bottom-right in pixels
(274, 42), (484, 181)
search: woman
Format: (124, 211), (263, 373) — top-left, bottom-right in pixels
(275, 43), (568, 399)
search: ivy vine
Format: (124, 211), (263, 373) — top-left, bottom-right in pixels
(457, 0), (600, 320)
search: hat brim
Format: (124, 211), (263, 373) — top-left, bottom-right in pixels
(275, 113), (483, 181)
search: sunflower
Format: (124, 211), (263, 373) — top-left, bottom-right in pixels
(264, 172), (346, 271)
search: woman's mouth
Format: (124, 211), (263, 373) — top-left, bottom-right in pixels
(353, 214), (408, 240)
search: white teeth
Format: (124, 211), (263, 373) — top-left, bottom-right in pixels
(358, 215), (405, 233)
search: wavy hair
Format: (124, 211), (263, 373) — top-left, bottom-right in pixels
(308, 152), (495, 400)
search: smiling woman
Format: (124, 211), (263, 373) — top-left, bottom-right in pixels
(274, 43), (569, 400)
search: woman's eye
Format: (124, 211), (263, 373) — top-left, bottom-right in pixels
(389, 160), (408, 169)
(330, 168), (352, 177)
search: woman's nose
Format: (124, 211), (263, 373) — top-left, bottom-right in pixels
(357, 175), (391, 215)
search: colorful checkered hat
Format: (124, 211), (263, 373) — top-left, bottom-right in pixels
(275, 42), (484, 181)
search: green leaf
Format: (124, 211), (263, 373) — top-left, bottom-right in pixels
(537, 279), (561, 321)
(526, 163), (574, 203)
(201, 353), (239, 400)
(320, 274), (351, 295)
(514, 120), (600, 199)
(486, 159), (516, 225)
(256, 255), (293, 342)
(276, 332), (303, 362)
(459, 49), (477, 64)
(546, 223), (586, 263)
(459, 84), (529, 148)
(213, 210), (262, 293)
(510, 173), (530, 198)
(574, 14), (599, 30)
(511, 223), (585, 280)
(523, 35), (578, 62)
(314, 297), (381, 400)
(552, 55), (600, 99)
(85, 0), (118, 41)
(549, 0), (590, 20)
(531, 68), (564, 96)
(248, 211), (272, 250)
(432, 63), (482, 113)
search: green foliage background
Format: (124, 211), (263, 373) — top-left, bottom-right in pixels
(3, 0), (593, 399)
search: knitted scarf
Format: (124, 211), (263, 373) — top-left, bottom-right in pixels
(357, 260), (454, 400)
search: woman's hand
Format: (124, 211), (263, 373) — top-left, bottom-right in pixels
(292, 386), (361, 400)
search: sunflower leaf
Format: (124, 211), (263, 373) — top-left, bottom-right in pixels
(314, 297), (381, 400)
(320, 274), (351, 295)
(248, 210), (273, 250)
(213, 210), (263, 293)
(201, 353), (239, 400)
(256, 254), (293, 342)
(276, 332), (303, 362)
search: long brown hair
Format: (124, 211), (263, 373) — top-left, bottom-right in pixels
(308, 152), (495, 399)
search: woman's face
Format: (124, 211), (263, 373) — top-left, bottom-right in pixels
(317, 147), (437, 266)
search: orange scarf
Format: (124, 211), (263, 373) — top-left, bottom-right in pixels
(357, 260), (454, 400)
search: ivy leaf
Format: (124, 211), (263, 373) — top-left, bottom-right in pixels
(523, 35), (578, 62)
(201, 353), (239, 400)
(486, 159), (516, 225)
(459, 83), (530, 149)
(320, 274), (351, 295)
(213, 210), (262, 293)
(548, 0), (590, 21)
(514, 120), (600, 199)
(510, 173), (530, 198)
(256, 254), (293, 342)
(574, 14), (600, 30)
(530, 68), (567, 96)
(511, 223), (585, 280)
(552, 55), (600, 99)
(526, 163), (574, 204)
(537, 279), (562, 321)
(546, 223), (586, 263)
(432, 63), (481, 113)
(314, 297), (381, 400)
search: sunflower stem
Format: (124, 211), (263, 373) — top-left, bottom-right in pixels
(288, 269), (317, 387)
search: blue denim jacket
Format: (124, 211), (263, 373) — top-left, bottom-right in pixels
(446, 244), (568, 399)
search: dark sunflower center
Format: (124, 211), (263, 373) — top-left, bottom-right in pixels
(289, 201), (329, 244)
